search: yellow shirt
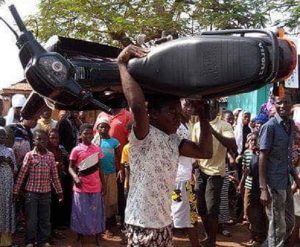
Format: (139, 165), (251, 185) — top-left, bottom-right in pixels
(192, 118), (234, 176)
(121, 143), (130, 190)
(36, 118), (57, 133)
(121, 143), (130, 165)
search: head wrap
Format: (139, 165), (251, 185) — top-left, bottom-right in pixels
(97, 117), (111, 126)
(5, 94), (26, 126)
(255, 113), (269, 125)
(233, 108), (242, 116)
(12, 94), (26, 108)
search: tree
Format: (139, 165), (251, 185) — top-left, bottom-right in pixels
(27, 0), (191, 46)
(26, 0), (295, 47)
(192, 0), (272, 30)
(270, 0), (299, 30)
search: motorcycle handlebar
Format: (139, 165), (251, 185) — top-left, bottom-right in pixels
(9, 5), (27, 32)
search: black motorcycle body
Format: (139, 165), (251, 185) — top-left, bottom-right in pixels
(5, 5), (297, 118)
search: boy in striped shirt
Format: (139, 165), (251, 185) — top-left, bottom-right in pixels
(239, 132), (267, 246)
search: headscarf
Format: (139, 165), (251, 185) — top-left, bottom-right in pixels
(233, 108), (242, 116)
(255, 113), (269, 125)
(5, 94), (27, 126)
(97, 117), (111, 126)
(93, 117), (111, 146)
(12, 94), (26, 108)
(234, 110), (244, 154)
(259, 87), (275, 117)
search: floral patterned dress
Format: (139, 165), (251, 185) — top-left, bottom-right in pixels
(0, 145), (16, 234)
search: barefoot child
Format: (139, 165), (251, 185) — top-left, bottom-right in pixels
(13, 129), (63, 247)
(118, 45), (213, 247)
(68, 124), (105, 246)
(93, 117), (120, 237)
(0, 127), (16, 247)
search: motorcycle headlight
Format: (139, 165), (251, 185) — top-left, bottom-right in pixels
(38, 55), (68, 84)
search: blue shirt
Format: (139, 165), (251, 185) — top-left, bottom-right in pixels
(259, 113), (295, 190)
(99, 138), (120, 175)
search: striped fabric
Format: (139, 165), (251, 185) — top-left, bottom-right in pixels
(242, 150), (254, 190)
(219, 165), (229, 224)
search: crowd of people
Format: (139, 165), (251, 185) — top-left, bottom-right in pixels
(0, 45), (299, 247)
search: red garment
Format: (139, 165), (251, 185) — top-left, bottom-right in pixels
(14, 148), (63, 194)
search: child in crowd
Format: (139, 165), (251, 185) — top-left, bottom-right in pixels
(13, 129), (63, 247)
(68, 124), (105, 246)
(0, 127), (16, 247)
(239, 132), (267, 246)
(93, 117), (120, 237)
(254, 113), (269, 132)
(35, 109), (57, 133)
(47, 128), (70, 236)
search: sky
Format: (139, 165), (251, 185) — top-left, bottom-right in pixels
(0, 0), (39, 89)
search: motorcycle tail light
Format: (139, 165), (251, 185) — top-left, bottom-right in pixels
(275, 37), (297, 81)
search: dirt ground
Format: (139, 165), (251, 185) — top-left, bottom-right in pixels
(14, 223), (260, 247)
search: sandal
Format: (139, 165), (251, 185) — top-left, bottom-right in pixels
(221, 229), (231, 237)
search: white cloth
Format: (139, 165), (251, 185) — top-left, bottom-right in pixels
(11, 94), (26, 108)
(5, 94), (26, 126)
(176, 123), (193, 182)
(233, 108), (242, 116)
(234, 110), (244, 154)
(171, 180), (193, 228)
(125, 125), (181, 228)
(5, 108), (15, 126)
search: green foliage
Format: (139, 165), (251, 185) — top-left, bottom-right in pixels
(27, 0), (191, 46)
(192, 0), (271, 30)
(271, 0), (300, 29)
(26, 0), (299, 47)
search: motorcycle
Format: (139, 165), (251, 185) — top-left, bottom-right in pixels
(1, 5), (297, 118)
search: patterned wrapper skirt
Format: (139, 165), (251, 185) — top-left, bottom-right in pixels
(71, 192), (105, 235)
(0, 165), (15, 234)
(126, 224), (174, 247)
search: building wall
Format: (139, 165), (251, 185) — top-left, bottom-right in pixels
(227, 84), (272, 117)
